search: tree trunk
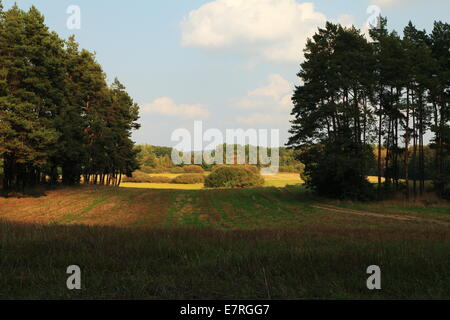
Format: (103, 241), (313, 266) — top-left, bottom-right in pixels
(404, 88), (410, 200)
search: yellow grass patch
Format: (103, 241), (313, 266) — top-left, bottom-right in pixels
(368, 176), (386, 183)
(121, 182), (204, 190)
(120, 172), (304, 190)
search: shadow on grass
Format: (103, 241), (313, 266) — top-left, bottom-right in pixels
(1, 218), (449, 300)
(0, 186), (49, 198)
(0, 184), (109, 199)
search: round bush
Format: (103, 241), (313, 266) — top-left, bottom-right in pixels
(147, 176), (172, 183)
(123, 171), (153, 183)
(205, 166), (264, 188)
(141, 167), (166, 174)
(140, 166), (156, 174)
(183, 165), (204, 173)
(212, 164), (259, 174)
(123, 171), (172, 183)
(169, 167), (185, 174)
(242, 165), (259, 174)
(171, 174), (205, 184)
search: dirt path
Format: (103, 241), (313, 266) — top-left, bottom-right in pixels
(313, 204), (450, 226)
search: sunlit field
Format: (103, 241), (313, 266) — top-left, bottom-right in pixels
(368, 176), (386, 183)
(0, 185), (449, 299)
(121, 172), (303, 190)
(1, 0), (448, 304)
(121, 182), (205, 190)
(121, 173), (403, 190)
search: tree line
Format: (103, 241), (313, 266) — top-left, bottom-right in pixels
(136, 144), (304, 173)
(288, 18), (449, 200)
(0, 3), (140, 192)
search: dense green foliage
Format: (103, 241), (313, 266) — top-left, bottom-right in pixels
(172, 173), (205, 184)
(137, 145), (173, 171)
(0, 3), (140, 192)
(369, 145), (447, 180)
(205, 166), (264, 188)
(212, 164), (260, 174)
(182, 165), (204, 173)
(122, 171), (205, 184)
(136, 144), (303, 173)
(289, 19), (449, 199)
(122, 171), (172, 183)
(301, 141), (376, 200)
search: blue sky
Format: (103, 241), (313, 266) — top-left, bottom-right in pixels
(4, 0), (449, 148)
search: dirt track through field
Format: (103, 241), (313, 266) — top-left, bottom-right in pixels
(313, 204), (450, 226)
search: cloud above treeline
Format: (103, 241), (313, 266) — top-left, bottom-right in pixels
(235, 74), (292, 110)
(181, 0), (329, 63)
(142, 97), (210, 119)
(235, 74), (295, 125)
(373, 0), (445, 8)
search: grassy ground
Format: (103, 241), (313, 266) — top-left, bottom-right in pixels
(0, 185), (449, 299)
(121, 172), (303, 190)
(121, 172), (397, 190)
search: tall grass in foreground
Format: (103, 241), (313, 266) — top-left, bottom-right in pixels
(0, 220), (449, 300)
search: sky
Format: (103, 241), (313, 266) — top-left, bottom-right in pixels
(3, 0), (450, 150)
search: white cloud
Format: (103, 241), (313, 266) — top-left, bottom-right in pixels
(373, 0), (416, 7)
(249, 74), (291, 100)
(373, 0), (445, 8)
(234, 74), (294, 126)
(142, 97), (210, 119)
(181, 0), (329, 63)
(374, 0), (396, 6)
(236, 113), (290, 125)
(337, 14), (354, 28)
(235, 74), (293, 110)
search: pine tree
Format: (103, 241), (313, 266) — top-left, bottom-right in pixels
(429, 22), (450, 195)
(0, 4), (58, 191)
(0, 4), (140, 191)
(288, 23), (376, 200)
(403, 22), (435, 196)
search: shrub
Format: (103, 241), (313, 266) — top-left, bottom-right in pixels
(279, 164), (305, 173)
(141, 167), (166, 174)
(212, 164), (260, 174)
(211, 165), (223, 172)
(122, 171), (172, 183)
(171, 174), (205, 184)
(242, 165), (259, 174)
(169, 167), (184, 174)
(205, 166), (264, 188)
(183, 165), (204, 173)
(299, 138), (376, 201)
(122, 171), (153, 183)
(140, 166), (156, 174)
(147, 176), (172, 183)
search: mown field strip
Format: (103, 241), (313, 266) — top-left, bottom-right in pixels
(313, 204), (450, 226)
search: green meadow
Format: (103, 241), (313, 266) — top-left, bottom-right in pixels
(0, 184), (449, 299)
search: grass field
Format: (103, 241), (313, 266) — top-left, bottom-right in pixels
(0, 184), (449, 299)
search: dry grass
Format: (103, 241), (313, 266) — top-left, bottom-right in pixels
(1, 185), (448, 230)
(120, 172), (303, 190)
(1, 185), (449, 299)
(121, 182), (205, 190)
